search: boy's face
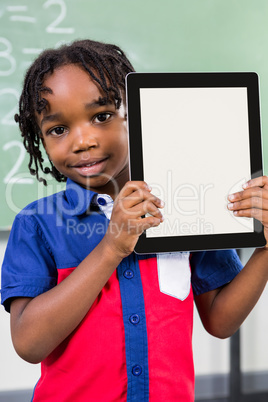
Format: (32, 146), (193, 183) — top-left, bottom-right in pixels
(36, 64), (129, 198)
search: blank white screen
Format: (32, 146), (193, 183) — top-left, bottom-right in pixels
(140, 87), (253, 237)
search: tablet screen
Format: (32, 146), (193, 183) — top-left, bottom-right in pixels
(140, 87), (252, 238)
(126, 73), (265, 253)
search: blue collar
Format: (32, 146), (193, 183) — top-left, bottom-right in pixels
(65, 178), (97, 216)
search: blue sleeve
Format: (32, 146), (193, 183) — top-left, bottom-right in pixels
(1, 214), (57, 313)
(190, 249), (243, 295)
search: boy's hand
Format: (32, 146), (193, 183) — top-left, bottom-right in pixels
(227, 176), (268, 245)
(104, 181), (164, 258)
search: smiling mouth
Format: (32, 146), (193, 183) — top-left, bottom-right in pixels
(79, 161), (101, 168)
(71, 157), (109, 176)
(72, 156), (108, 167)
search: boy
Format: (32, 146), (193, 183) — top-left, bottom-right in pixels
(1, 39), (268, 401)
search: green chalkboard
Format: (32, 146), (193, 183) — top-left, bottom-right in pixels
(1, 0), (268, 229)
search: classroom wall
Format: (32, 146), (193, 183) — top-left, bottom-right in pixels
(1, 0), (268, 396)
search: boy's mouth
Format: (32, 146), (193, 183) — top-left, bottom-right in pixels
(71, 157), (109, 176)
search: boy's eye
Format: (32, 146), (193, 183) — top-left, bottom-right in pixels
(48, 126), (67, 136)
(94, 113), (112, 123)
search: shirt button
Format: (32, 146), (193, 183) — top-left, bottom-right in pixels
(132, 365), (142, 376)
(123, 269), (134, 279)
(129, 314), (140, 325)
(98, 197), (107, 206)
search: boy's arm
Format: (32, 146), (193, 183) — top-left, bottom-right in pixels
(195, 247), (268, 338)
(195, 176), (268, 338)
(10, 181), (164, 364)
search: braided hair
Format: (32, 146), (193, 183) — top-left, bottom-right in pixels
(15, 39), (135, 185)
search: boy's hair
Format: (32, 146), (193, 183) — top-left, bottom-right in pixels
(15, 39), (135, 185)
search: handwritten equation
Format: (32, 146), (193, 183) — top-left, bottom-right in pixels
(0, 0), (75, 186)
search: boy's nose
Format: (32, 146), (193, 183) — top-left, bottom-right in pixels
(71, 127), (98, 153)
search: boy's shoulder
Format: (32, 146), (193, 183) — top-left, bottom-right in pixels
(17, 190), (66, 217)
(14, 179), (97, 225)
(14, 190), (67, 230)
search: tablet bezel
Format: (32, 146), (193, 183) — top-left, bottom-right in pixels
(126, 72), (265, 253)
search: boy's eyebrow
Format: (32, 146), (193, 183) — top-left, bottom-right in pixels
(84, 97), (113, 108)
(40, 99), (113, 128)
(40, 113), (62, 128)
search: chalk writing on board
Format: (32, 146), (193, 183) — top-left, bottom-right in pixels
(3, 141), (33, 184)
(1, 0), (76, 227)
(0, 88), (18, 125)
(43, 0), (75, 34)
(1, 0), (75, 185)
(0, 38), (16, 76)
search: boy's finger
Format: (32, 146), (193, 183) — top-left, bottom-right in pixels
(135, 200), (164, 221)
(119, 181), (151, 198)
(123, 189), (164, 209)
(136, 216), (163, 233)
(228, 187), (268, 202)
(227, 197), (268, 212)
(120, 197), (164, 220)
(242, 176), (268, 190)
(232, 207), (264, 222)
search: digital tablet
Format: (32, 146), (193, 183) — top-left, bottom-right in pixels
(126, 72), (266, 254)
